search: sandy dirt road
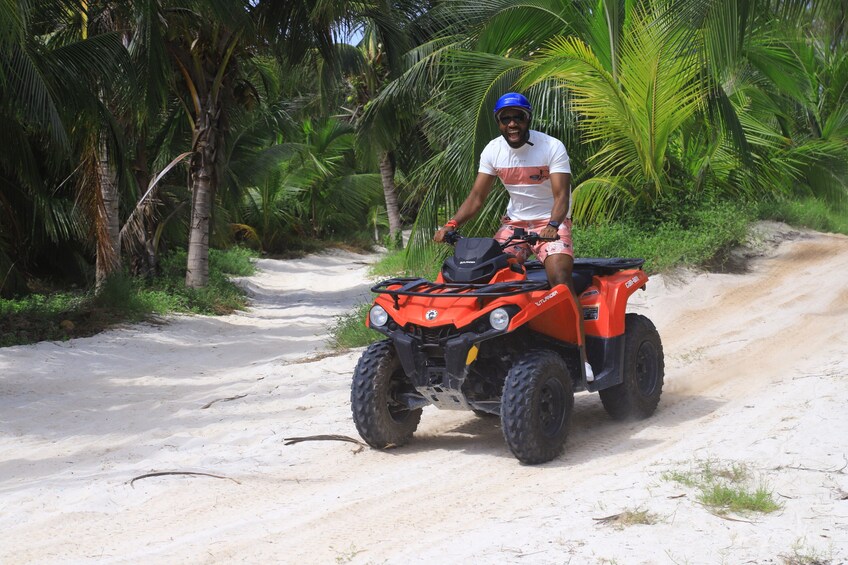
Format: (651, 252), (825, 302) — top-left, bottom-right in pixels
(1, 225), (847, 564)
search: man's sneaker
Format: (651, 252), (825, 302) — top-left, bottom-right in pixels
(585, 361), (595, 382)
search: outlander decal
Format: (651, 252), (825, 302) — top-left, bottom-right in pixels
(535, 289), (559, 307)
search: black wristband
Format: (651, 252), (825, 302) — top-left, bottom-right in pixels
(547, 221), (561, 229)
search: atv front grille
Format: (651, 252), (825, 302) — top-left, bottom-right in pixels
(407, 324), (456, 346)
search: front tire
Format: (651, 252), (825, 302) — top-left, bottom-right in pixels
(599, 314), (664, 420)
(351, 340), (421, 448)
(501, 350), (573, 464)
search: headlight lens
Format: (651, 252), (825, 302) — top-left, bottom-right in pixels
(489, 307), (510, 331)
(369, 305), (389, 327)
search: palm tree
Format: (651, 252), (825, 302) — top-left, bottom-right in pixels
(148, 3), (251, 288)
(229, 94), (307, 252)
(232, 105), (383, 251)
(313, 1), (437, 249)
(0, 0), (129, 295)
(174, 0), (370, 286)
(668, 0), (848, 209)
(521, 3), (705, 219)
(288, 117), (382, 239)
(346, 3), (423, 247)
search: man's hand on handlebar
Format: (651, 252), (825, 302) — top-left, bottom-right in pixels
(500, 229), (559, 248)
(434, 226), (456, 243)
(538, 224), (560, 242)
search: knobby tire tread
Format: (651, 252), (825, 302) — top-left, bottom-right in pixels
(599, 313), (664, 420)
(351, 340), (421, 448)
(501, 350), (573, 464)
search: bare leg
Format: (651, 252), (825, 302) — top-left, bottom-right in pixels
(544, 253), (573, 291)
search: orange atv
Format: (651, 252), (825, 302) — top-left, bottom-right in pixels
(351, 229), (664, 464)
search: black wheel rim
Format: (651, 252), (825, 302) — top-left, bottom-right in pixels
(635, 341), (659, 396)
(538, 377), (566, 437)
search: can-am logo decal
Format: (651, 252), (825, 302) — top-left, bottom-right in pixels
(535, 290), (559, 307)
(625, 275), (641, 288)
(425, 310), (438, 320)
(459, 260), (476, 265)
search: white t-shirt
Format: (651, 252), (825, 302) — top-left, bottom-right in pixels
(478, 130), (572, 221)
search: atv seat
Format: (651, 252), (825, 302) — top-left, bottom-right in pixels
(525, 258), (645, 295)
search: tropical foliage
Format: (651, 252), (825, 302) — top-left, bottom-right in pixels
(1, 0), (846, 299)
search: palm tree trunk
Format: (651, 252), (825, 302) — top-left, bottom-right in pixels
(95, 135), (120, 291)
(135, 145), (160, 278)
(379, 150), (402, 247)
(186, 97), (220, 288)
(312, 196), (319, 237)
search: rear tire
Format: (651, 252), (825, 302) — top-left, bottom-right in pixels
(351, 340), (421, 448)
(501, 350), (573, 464)
(599, 314), (664, 420)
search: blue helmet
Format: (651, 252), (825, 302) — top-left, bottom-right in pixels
(493, 92), (532, 115)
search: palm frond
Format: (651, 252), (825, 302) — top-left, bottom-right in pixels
(2, 43), (69, 149)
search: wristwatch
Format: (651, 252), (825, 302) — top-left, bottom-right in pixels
(547, 220), (561, 229)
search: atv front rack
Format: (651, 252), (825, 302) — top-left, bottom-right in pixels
(372, 277), (550, 309)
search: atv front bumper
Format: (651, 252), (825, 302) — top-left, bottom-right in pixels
(372, 323), (505, 412)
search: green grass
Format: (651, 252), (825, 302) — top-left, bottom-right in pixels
(369, 246), (442, 281)
(780, 539), (833, 565)
(369, 248), (413, 278)
(328, 303), (382, 349)
(699, 483), (781, 514)
(758, 196), (848, 235)
(0, 247), (257, 347)
(575, 200), (754, 273)
(663, 459), (782, 516)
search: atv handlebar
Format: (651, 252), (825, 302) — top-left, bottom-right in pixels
(443, 227), (559, 248)
(503, 227), (560, 247)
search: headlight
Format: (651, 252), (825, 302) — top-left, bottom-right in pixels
(369, 305), (389, 327)
(489, 307), (510, 331)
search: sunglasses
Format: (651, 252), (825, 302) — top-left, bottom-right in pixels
(497, 113), (528, 125)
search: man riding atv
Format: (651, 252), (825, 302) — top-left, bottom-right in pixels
(351, 92), (664, 464)
(433, 92), (591, 378)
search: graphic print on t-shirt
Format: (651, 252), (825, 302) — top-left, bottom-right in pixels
(497, 166), (550, 185)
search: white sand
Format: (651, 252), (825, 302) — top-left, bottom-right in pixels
(1, 225), (847, 564)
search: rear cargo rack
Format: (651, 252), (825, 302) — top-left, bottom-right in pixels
(372, 277), (549, 310)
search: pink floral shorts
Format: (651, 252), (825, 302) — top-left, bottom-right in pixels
(494, 218), (573, 263)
